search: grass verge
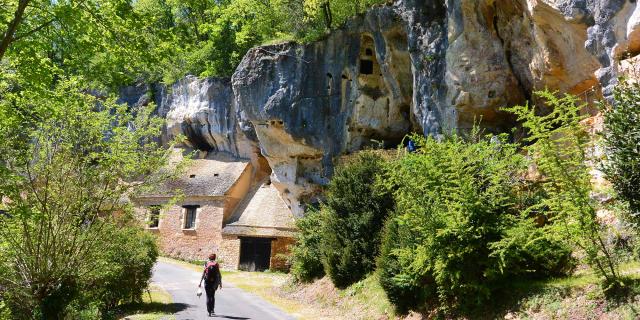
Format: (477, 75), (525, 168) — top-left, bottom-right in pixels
(116, 284), (179, 320)
(158, 256), (640, 319)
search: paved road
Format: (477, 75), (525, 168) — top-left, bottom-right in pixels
(152, 261), (296, 320)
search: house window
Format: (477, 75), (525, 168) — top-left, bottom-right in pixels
(148, 206), (160, 229)
(183, 205), (199, 230)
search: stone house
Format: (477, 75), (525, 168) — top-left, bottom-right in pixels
(222, 181), (296, 271)
(133, 151), (296, 271)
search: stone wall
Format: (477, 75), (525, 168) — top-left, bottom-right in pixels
(270, 237), (295, 271)
(137, 198), (226, 261)
(219, 235), (241, 270)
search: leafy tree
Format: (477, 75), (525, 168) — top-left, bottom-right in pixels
(320, 152), (394, 288)
(130, 0), (387, 82)
(1, 0), (162, 90)
(378, 132), (573, 315)
(0, 78), (170, 318)
(506, 90), (622, 290)
(601, 78), (640, 225)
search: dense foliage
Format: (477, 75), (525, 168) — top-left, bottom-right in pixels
(0, 79), (169, 318)
(507, 91), (622, 289)
(1, 0), (387, 89)
(290, 131), (576, 315)
(134, 0), (387, 83)
(0, 0), (162, 91)
(377, 133), (573, 314)
(290, 152), (393, 287)
(290, 208), (326, 282)
(320, 152), (394, 288)
(602, 78), (640, 225)
(89, 224), (160, 313)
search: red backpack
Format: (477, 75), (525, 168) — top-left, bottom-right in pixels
(204, 261), (220, 284)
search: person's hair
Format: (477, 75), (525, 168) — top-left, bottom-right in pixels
(209, 253), (216, 261)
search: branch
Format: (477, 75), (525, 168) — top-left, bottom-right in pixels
(12, 18), (54, 42)
(0, 0), (30, 60)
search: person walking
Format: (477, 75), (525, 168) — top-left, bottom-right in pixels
(199, 253), (222, 316)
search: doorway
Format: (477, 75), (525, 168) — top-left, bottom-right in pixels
(239, 237), (273, 271)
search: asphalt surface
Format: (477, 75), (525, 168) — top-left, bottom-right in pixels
(152, 261), (297, 320)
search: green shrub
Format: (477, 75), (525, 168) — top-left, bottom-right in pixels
(602, 79), (640, 223)
(320, 152), (394, 288)
(378, 132), (574, 314)
(290, 208), (326, 282)
(490, 218), (575, 279)
(88, 222), (159, 312)
(507, 91), (622, 289)
(378, 217), (433, 314)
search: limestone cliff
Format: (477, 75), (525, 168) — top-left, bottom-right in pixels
(118, 76), (260, 161)
(123, 0), (640, 216)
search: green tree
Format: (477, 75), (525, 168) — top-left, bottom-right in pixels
(1, 0), (163, 90)
(378, 132), (573, 315)
(0, 78), (170, 318)
(320, 152), (394, 288)
(601, 78), (640, 224)
(290, 208), (326, 282)
(506, 90), (622, 290)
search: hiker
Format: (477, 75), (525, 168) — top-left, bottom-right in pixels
(199, 253), (222, 316)
(407, 139), (417, 153)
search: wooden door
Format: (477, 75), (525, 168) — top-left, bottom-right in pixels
(239, 237), (272, 272)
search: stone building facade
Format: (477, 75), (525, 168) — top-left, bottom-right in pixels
(222, 181), (297, 271)
(133, 151), (296, 271)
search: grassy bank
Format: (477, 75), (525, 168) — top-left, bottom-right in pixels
(116, 284), (177, 320)
(158, 257), (640, 319)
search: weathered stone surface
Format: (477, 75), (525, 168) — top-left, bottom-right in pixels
(119, 76), (260, 160)
(228, 0), (640, 215)
(232, 5), (418, 215)
(123, 0), (640, 218)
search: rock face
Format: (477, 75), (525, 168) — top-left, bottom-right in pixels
(229, 0), (640, 215)
(232, 6), (419, 215)
(119, 76), (260, 161)
(122, 0), (640, 216)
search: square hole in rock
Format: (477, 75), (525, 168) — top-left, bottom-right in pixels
(360, 59), (373, 75)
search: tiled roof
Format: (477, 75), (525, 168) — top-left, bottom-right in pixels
(223, 182), (297, 238)
(140, 151), (250, 198)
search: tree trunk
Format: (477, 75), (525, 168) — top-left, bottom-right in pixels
(322, 1), (332, 30)
(0, 0), (30, 61)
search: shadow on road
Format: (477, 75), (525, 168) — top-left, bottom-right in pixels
(118, 301), (192, 314)
(211, 315), (250, 320)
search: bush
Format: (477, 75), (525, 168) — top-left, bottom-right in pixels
(378, 133), (574, 314)
(602, 78), (640, 224)
(507, 91), (622, 289)
(290, 208), (326, 282)
(378, 217), (433, 314)
(490, 219), (575, 279)
(320, 152), (394, 288)
(0, 219), (158, 320)
(87, 221), (159, 312)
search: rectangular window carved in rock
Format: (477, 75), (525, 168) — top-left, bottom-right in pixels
(183, 205), (199, 230)
(360, 59), (373, 75)
(148, 206), (160, 229)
